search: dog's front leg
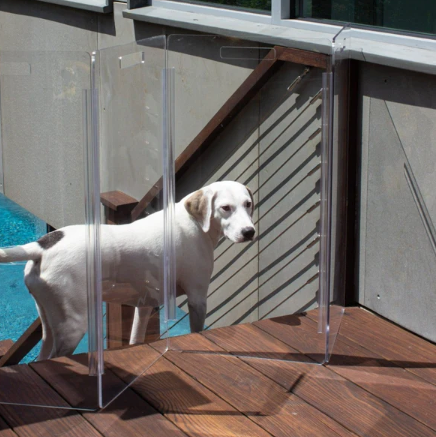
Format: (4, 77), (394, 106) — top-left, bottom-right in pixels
(130, 306), (153, 344)
(187, 293), (207, 333)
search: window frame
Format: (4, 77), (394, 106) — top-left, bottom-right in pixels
(148, 0), (436, 40)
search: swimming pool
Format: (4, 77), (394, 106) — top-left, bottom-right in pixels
(0, 194), (189, 363)
(0, 194), (46, 362)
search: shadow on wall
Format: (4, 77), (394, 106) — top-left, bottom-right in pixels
(173, 58), (324, 330)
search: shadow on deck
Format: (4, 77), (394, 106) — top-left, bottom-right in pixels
(0, 307), (436, 437)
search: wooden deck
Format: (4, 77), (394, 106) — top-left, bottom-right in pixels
(1, 306), (436, 437)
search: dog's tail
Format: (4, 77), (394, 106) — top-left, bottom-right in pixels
(0, 242), (43, 263)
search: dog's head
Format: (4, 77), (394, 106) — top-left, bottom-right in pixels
(184, 181), (256, 243)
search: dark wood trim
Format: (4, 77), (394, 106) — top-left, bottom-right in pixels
(0, 318), (42, 367)
(278, 47), (329, 69)
(101, 191), (138, 211)
(101, 191), (139, 225)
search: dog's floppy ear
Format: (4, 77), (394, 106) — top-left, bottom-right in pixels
(185, 189), (215, 233)
(246, 186), (255, 217)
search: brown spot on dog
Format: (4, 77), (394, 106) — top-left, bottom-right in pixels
(185, 190), (208, 223)
(38, 230), (64, 250)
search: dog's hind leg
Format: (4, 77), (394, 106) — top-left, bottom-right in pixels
(187, 292), (207, 333)
(24, 261), (54, 360)
(35, 301), (55, 360)
(25, 260), (87, 360)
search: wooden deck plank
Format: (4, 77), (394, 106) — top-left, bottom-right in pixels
(277, 47), (329, 69)
(301, 309), (436, 431)
(0, 319), (42, 367)
(334, 307), (436, 386)
(0, 364), (103, 437)
(250, 314), (436, 437)
(153, 333), (357, 437)
(0, 308), (435, 437)
(0, 341), (13, 359)
(31, 354), (188, 437)
(103, 344), (273, 437)
(253, 313), (327, 360)
(202, 324), (357, 437)
(0, 416), (17, 437)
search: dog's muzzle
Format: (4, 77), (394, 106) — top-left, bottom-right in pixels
(241, 227), (256, 241)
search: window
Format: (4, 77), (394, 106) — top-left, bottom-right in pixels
(297, 0), (436, 35)
(172, 0), (271, 13)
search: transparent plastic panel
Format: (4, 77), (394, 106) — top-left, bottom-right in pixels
(165, 35), (335, 365)
(94, 36), (170, 409)
(324, 26), (350, 362)
(0, 50), (101, 416)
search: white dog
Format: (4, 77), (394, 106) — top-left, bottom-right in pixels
(0, 181), (255, 360)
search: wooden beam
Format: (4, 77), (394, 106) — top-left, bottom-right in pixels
(101, 190), (139, 225)
(0, 318), (42, 367)
(278, 47), (329, 69)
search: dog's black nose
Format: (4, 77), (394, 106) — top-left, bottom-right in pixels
(242, 227), (255, 240)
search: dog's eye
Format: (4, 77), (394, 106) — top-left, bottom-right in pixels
(221, 205), (231, 212)
(246, 201), (252, 208)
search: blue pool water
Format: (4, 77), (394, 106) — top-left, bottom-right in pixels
(0, 194), (189, 363)
(0, 194), (46, 362)
(0, 195), (90, 362)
